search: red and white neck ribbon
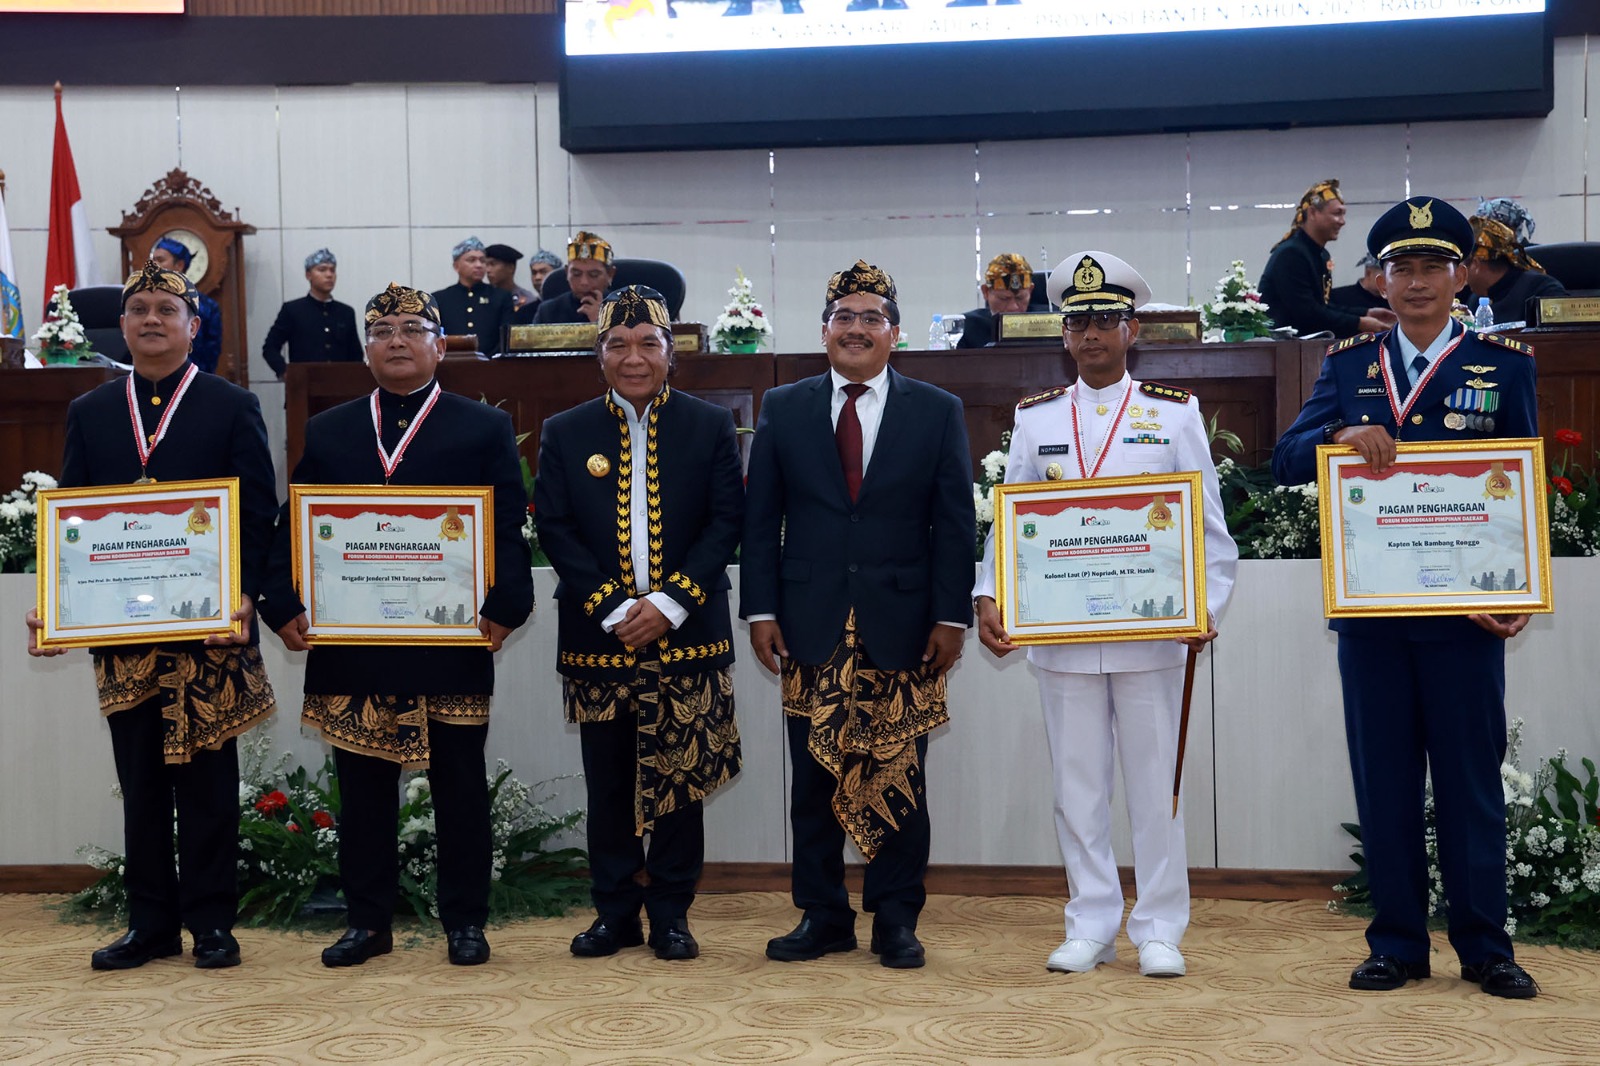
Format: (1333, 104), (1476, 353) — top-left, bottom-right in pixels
(370, 381), (442, 481)
(1070, 377), (1134, 480)
(1380, 323), (1464, 435)
(126, 363), (199, 472)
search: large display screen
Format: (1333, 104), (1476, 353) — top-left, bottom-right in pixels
(562, 0), (1551, 153)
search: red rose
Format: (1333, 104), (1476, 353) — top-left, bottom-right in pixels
(311, 810), (335, 830)
(1556, 429), (1583, 446)
(254, 790), (289, 814)
(1552, 476), (1574, 496)
(287, 822), (301, 833)
(752, 308), (764, 317)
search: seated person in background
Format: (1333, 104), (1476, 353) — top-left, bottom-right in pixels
(1258, 179), (1396, 339)
(1467, 208), (1567, 325)
(484, 244), (537, 315)
(261, 249), (362, 380)
(532, 232), (619, 325)
(1328, 253), (1389, 312)
(956, 253), (1034, 349)
(432, 236), (515, 355)
(150, 236), (224, 374)
(512, 249), (563, 326)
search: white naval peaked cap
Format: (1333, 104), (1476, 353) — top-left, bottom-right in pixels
(1047, 250), (1152, 314)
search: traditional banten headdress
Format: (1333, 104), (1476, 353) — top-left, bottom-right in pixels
(153, 235), (195, 273)
(567, 231), (614, 265)
(451, 235), (485, 261)
(825, 259), (897, 304)
(597, 285), (672, 334)
(364, 282), (442, 327)
(984, 253), (1033, 293)
(304, 248), (336, 271)
(121, 259), (199, 314)
(530, 249), (562, 269)
(1046, 250), (1151, 314)
(1475, 197), (1536, 245)
(1282, 178), (1343, 243)
(1470, 216), (1544, 272)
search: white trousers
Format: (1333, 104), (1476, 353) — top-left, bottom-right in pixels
(1037, 664), (1189, 948)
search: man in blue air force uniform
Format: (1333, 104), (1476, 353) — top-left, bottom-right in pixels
(1273, 197), (1540, 999)
(536, 286), (744, 963)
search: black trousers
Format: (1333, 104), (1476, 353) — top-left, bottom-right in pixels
(580, 714), (704, 930)
(785, 713), (929, 930)
(333, 719), (490, 933)
(107, 697), (240, 934)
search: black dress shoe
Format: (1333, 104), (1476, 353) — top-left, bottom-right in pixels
(570, 916), (645, 958)
(870, 924), (926, 969)
(765, 917), (857, 962)
(321, 928), (393, 968)
(447, 926), (491, 966)
(1349, 953), (1430, 990)
(1461, 957), (1539, 999)
(91, 929), (182, 971)
(649, 920), (700, 961)
(192, 929), (241, 969)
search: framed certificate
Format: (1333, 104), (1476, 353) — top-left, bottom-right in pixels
(1316, 439), (1554, 618)
(35, 478), (242, 649)
(994, 473), (1209, 645)
(289, 486), (494, 646)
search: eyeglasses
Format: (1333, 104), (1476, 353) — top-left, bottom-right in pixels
(367, 322), (439, 341)
(827, 310), (891, 329)
(1063, 313), (1130, 333)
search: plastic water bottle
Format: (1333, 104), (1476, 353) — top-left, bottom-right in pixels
(1473, 297), (1494, 331)
(928, 314), (947, 350)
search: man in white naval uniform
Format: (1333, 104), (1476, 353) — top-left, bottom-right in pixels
(974, 251), (1238, 979)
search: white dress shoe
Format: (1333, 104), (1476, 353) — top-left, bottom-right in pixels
(1137, 940), (1186, 977)
(1046, 938), (1116, 973)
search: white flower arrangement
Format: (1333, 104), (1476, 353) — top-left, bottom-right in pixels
(0, 470), (55, 573)
(1200, 260), (1273, 341)
(972, 434), (1010, 558)
(710, 268), (774, 352)
(31, 285), (93, 362)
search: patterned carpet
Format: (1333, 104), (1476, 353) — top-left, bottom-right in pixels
(2, 892), (1597, 1065)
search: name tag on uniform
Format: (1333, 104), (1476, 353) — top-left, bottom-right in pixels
(1038, 444), (1071, 455)
(1356, 386), (1387, 397)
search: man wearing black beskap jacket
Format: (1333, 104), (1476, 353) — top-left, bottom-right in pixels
(536, 285), (744, 963)
(259, 282), (533, 970)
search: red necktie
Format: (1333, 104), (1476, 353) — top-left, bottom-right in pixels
(836, 382), (868, 503)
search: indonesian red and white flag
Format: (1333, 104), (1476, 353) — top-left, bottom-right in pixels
(43, 86), (98, 318)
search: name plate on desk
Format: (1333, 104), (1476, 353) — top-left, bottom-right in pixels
(996, 312), (1065, 342)
(1316, 440), (1553, 618)
(507, 323), (598, 353)
(672, 323), (707, 353)
(993, 473), (1209, 644)
(1528, 296), (1600, 327)
(289, 485), (494, 646)
(1133, 311), (1202, 343)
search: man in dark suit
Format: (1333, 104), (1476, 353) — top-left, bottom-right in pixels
(260, 248), (363, 380)
(432, 236), (515, 355)
(26, 260), (278, 971)
(956, 252), (1034, 349)
(742, 259), (974, 970)
(260, 283), (534, 968)
(1258, 179), (1397, 339)
(1328, 253), (1390, 313)
(532, 232), (618, 325)
(536, 285), (744, 962)
(1466, 216), (1567, 326)
(1273, 197), (1540, 999)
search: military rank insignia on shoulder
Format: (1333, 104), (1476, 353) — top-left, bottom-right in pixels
(1327, 332), (1377, 356)
(1478, 333), (1534, 356)
(1017, 386), (1067, 409)
(1139, 381), (1190, 404)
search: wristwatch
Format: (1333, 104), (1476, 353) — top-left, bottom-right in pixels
(1321, 418), (1346, 443)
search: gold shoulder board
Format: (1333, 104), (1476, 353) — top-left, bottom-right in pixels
(1139, 381), (1191, 404)
(1017, 386), (1067, 409)
(1327, 332), (1377, 356)
(1480, 333), (1534, 356)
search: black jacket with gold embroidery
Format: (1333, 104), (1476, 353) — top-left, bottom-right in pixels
(535, 387), (743, 682)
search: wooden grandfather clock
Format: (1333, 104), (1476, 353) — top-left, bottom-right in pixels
(109, 168), (257, 386)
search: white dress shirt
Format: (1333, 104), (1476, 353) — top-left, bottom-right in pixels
(599, 391), (690, 634)
(829, 365), (890, 470)
(1393, 320), (1455, 389)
